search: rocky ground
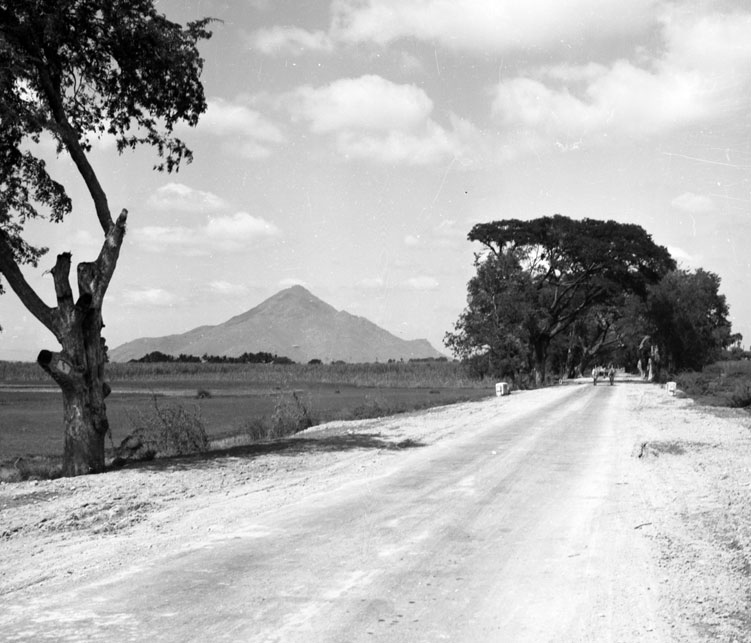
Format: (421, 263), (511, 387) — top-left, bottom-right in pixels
(1, 382), (750, 640)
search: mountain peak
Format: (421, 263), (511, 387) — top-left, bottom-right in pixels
(109, 286), (444, 363)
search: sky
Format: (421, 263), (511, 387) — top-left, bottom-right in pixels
(2, 0), (751, 361)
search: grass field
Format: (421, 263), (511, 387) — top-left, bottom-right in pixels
(1, 361), (493, 462)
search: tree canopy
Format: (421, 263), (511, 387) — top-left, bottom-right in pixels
(645, 269), (733, 372)
(0, 0), (211, 274)
(448, 215), (676, 384)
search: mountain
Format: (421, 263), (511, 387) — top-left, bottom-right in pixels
(108, 285), (445, 363)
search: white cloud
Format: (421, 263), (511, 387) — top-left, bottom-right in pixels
(488, 9), (751, 155)
(122, 288), (180, 307)
(492, 62), (707, 145)
(330, 0), (658, 52)
(205, 212), (279, 243)
(195, 98), (285, 159)
(404, 276), (440, 290)
(289, 75), (481, 165)
(671, 192), (715, 214)
(248, 26), (333, 55)
(133, 212), (281, 255)
(484, 5), (751, 156)
(663, 10), (751, 77)
(293, 75), (433, 133)
(147, 182), (228, 213)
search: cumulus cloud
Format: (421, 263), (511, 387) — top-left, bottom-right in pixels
(330, 0), (658, 52)
(147, 182), (228, 213)
(293, 75), (433, 133)
(489, 9), (751, 155)
(671, 192), (715, 214)
(248, 26), (333, 55)
(404, 276), (440, 290)
(133, 212), (281, 255)
(491, 60), (708, 148)
(288, 75), (480, 165)
(663, 10), (751, 76)
(195, 98), (285, 159)
(245, 0), (657, 56)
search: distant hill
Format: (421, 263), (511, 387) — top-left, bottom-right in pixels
(109, 285), (445, 363)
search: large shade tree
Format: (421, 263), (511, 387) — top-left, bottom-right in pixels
(447, 215), (676, 384)
(0, 0), (212, 475)
(646, 268), (733, 372)
(445, 249), (537, 382)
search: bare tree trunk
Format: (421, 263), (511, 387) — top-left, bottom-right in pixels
(61, 388), (107, 475)
(1, 210), (126, 476)
(533, 340), (547, 387)
(38, 307), (111, 476)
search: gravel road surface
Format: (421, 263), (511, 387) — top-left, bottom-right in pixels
(2, 378), (750, 641)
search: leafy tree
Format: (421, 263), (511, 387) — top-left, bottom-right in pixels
(448, 215), (675, 384)
(445, 249), (537, 384)
(646, 269), (733, 372)
(0, 1), (212, 475)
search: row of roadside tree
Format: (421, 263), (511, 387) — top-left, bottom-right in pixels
(445, 215), (736, 387)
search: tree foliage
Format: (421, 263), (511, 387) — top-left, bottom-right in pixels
(448, 215), (737, 383)
(645, 269), (733, 372)
(448, 215), (676, 384)
(0, 0), (212, 264)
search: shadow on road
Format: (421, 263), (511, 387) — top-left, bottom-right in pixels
(113, 431), (425, 474)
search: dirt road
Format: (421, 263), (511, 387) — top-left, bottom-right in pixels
(2, 379), (751, 641)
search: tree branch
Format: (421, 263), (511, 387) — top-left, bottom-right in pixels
(51, 251), (75, 316)
(0, 232), (59, 336)
(33, 62), (114, 234)
(78, 209), (128, 305)
(37, 349), (85, 392)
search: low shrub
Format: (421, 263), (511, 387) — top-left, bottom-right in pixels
(270, 391), (313, 437)
(0, 456), (63, 482)
(124, 397), (209, 458)
(729, 381), (751, 408)
(239, 392), (314, 443)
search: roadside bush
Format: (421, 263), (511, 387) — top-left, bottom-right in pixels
(270, 391), (313, 437)
(239, 392), (314, 443)
(729, 381), (751, 408)
(242, 417), (272, 442)
(0, 456), (63, 482)
(125, 397), (209, 458)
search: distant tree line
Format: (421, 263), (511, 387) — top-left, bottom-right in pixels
(132, 351), (294, 365)
(446, 215), (736, 385)
(132, 353), (450, 366)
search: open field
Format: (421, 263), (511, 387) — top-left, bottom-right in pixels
(0, 361), (492, 462)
